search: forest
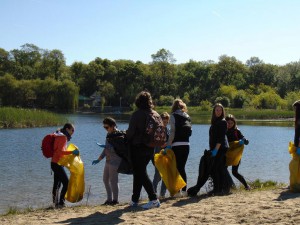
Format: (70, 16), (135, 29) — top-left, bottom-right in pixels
(0, 43), (300, 112)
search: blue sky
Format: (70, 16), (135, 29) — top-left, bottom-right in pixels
(1, 0), (300, 65)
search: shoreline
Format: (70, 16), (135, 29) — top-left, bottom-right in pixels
(2, 187), (300, 225)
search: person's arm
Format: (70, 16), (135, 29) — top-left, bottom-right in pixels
(126, 112), (138, 141)
(167, 114), (175, 146)
(215, 120), (227, 146)
(54, 136), (73, 155)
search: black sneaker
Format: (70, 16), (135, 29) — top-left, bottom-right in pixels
(111, 200), (119, 205)
(55, 203), (65, 208)
(102, 200), (113, 205)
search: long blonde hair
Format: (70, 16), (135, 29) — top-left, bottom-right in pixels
(171, 99), (187, 113)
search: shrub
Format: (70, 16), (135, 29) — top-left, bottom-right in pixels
(199, 100), (211, 111)
(215, 96), (230, 107)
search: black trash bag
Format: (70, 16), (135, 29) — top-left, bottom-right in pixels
(187, 149), (214, 197)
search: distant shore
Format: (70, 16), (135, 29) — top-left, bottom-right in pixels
(2, 187), (300, 225)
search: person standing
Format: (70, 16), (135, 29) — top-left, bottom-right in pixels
(152, 112), (170, 198)
(166, 99), (192, 197)
(92, 117), (122, 205)
(51, 123), (79, 208)
(209, 103), (231, 195)
(225, 114), (250, 190)
(126, 91), (160, 209)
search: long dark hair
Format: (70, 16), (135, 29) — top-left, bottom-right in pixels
(103, 117), (117, 127)
(225, 114), (237, 129)
(211, 103), (225, 124)
(60, 123), (74, 141)
(293, 100), (300, 128)
(135, 91), (154, 110)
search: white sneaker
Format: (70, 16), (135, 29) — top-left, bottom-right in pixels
(181, 191), (188, 197)
(141, 200), (160, 209)
(173, 192), (182, 198)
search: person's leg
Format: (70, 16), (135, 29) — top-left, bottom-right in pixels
(131, 145), (157, 202)
(131, 146), (146, 202)
(211, 152), (224, 193)
(152, 167), (161, 193)
(51, 162), (61, 204)
(232, 161), (248, 188)
(160, 180), (167, 197)
(51, 163), (68, 205)
(172, 145), (189, 191)
(108, 164), (119, 202)
(103, 163), (112, 202)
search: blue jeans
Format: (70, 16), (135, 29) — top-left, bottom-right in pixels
(153, 167), (167, 196)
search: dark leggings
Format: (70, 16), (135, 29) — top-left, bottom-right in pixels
(131, 144), (157, 202)
(51, 162), (69, 204)
(211, 149), (232, 193)
(172, 145), (190, 191)
(232, 161), (248, 188)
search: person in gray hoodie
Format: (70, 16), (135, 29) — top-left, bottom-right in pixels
(165, 99), (192, 196)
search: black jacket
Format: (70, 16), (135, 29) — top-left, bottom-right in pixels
(226, 128), (244, 142)
(209, 118), (228, 150)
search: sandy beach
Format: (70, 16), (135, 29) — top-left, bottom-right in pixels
(1, 187), (300, 225)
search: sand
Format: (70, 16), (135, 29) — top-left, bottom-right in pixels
(1, 187), (300, 225)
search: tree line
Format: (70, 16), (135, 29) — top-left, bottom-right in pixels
(0, 43), (300, 112)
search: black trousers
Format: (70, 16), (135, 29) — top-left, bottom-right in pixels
(231, 161), (248, 188)
(172, 145), (190, 191)
(131, 144), (157, 202)
(51, 162), (69, 204)
(211, 149), (231, 193)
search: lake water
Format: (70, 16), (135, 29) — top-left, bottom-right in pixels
(0, 114), (295, 214)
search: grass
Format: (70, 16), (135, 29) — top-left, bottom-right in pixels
(236, 179), (286, 191)
(0, 107), (66, 128)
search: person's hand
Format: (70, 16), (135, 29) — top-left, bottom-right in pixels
(97, 143), (106, 148)
(72, 149), (79, 155)
(238, 139), (244, 146)
(92, 159), (100, 165)
(244, 139), (249, 145)
(162, 148), (167, 155)
(296, 147), (300, 155)
(165, 145), (172, 150)
(211, 149), (218, 157)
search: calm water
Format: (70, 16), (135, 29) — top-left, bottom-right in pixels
(0, 114), (295, 214)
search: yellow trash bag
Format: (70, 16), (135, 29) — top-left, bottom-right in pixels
(226, 141), (244, 166)
(58, 143), (85, 203)
(288, 142), (300, 192)
(154, 149), (186, 197)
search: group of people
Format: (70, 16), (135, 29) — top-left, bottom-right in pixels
(55, 90), (300, 210)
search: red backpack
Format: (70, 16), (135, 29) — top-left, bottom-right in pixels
(41, 133), (56, 158)
(144, 110), (167, 147)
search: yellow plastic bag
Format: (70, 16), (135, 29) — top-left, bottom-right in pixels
(226, 141), (244, 166)
(154, 149), (186, 196)
(58, 143), (85, 203)
(288, 142), (300, 192)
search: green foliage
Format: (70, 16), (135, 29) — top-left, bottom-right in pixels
(215, 96), (230, 107)
(199, 100), (211, 111)
(284, 91), (300, 110)
(233, 90), (248, 108)
(0, 107), (65, 128)
(2, 44), (300, 111)
(157, 95), (174, 106)
(0, 75), (78, 112)
(250, 90), (285, 109)
(247, 179), (283, 190)
(182, 92), (190, 105)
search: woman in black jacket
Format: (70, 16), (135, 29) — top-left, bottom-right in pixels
(209, 103), (231, 195)
(126, 91), (160, 209)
